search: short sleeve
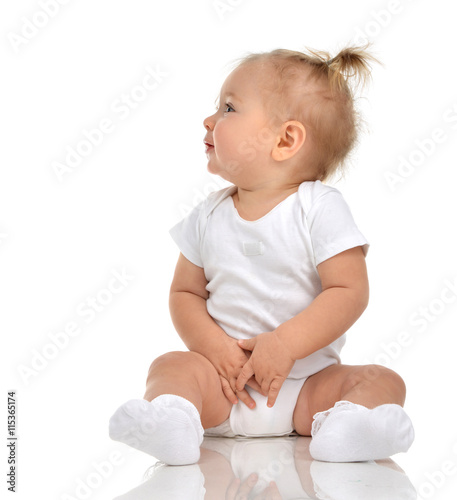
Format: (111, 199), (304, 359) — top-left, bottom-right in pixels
(169, 202), (205, 268)
(304, 184), (369, 267)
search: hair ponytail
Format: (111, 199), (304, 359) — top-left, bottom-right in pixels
(304, 44), (380, 93)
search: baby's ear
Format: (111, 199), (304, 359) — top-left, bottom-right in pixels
(271, 120), (306, 162)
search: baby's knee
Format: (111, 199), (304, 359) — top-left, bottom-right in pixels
(356, 364), (407, 403)
(146, 351), (211, 379)
(368, 364), (405, 385)
(377, 366), (407, 401)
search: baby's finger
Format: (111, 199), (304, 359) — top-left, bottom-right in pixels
(266, 378), (283, 408)
(235, 388), (256, 409)
(220, 376), (238, 405)
(260, 378), (271, 399)
(235, 361), (255, 392)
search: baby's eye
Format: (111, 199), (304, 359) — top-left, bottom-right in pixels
(224, 103), (235, 113)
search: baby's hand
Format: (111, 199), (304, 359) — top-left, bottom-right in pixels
(235, 331), (295, 408)
(209, 337), (263, 409)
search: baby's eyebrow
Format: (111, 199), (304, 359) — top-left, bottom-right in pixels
(224, 91), (241, 102)
(213, 91), (242, 109)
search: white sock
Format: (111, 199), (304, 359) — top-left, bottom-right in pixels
(309, 401), (415, 462)
(109, 394), (204, 465)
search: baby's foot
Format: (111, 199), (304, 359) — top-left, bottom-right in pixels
(309, 401), (414, 462)
(109, 394), (204, 465)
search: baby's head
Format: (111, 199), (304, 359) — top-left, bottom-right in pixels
(204, 46), (378, 184)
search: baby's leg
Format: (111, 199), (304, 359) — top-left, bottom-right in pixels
(109, 351), (232, 465)
(293, 364), (414, 462)
(143, 351), (232, 428)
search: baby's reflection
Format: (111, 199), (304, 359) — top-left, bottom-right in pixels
(115, 436), (416, 499)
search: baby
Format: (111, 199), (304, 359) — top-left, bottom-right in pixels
(109, 45), (415, 466)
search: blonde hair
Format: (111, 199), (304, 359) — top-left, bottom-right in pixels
(233, 45), (380, 181)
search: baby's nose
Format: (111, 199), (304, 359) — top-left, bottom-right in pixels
(203, 114), (215, 130)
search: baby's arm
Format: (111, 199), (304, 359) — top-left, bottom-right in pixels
(236, 246), (369, 407)
(169, 253), (262, 408)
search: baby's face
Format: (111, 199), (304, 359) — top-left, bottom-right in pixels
(203, 62), (281, 187)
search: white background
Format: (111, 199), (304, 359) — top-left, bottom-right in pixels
(1, 0), (457, 498)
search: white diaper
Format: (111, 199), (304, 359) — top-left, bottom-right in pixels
(205, 377), (307, 438)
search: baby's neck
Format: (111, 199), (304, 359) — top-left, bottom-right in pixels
(232, 184), (300, 221)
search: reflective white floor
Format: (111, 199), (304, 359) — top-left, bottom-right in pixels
(113, 436), (416, 499)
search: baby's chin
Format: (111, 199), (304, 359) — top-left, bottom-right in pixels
(206, 162), (221, 177)
(207, 162), (237, 181)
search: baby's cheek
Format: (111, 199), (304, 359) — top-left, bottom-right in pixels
(213, 135), (242, 170)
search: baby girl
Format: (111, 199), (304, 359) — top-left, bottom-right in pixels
(109, 45), (415, 465)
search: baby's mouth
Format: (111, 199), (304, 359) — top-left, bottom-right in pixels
(204, 141), (214, 153)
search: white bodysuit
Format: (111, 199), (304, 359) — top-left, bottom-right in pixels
(170, 180), (369, 437)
